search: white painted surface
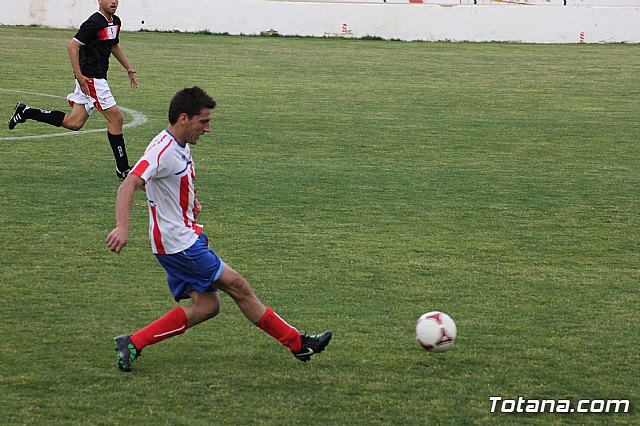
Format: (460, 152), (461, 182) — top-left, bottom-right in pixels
(0, 0), (638, 43)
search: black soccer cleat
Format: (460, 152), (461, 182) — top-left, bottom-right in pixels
(113, 335), (142, 372)
(292, 331), (332, 362)
(8, 102), (28, 130)
(116, 166), (131, 180)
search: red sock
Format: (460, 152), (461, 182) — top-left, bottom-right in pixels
(130, 306), (188, 350)
(256, 307), (302, 352)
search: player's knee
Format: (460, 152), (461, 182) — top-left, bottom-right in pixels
(110, 111), (124, 128)
(63, 119), (84, 131)
(203, 302), (220, 320)
(68, 123), (83, 131)
(192, 299), (220, 323)
(227, 275), (254, 300)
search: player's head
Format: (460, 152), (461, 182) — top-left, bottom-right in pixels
(169, 87), (217, 145)
(169, 86), (217, 125)
(98, 0), (119, 17)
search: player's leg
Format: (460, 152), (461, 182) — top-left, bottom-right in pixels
(83, 78), (130, 178)
(100, 103), (124, 134)
(61, 102), (90, 130)
(114, 291), (222, 372)
(114, 237), (223, 372)
(214, 265), (332, 361)
(130, 290), (220, 348)
(114, 304), (189, 371)
(215, 265), (301, 351)
(7, 102), (79, 130)
(114, 306), (188, 372)
(182, 290), (221, 328)
(8, 78), (98, 131)
(213, 265), (267, 323)
(100, 105), (131, 179)
(114, 303), (190, 372)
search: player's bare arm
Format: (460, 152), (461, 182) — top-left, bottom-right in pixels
(111, 44), (138, 88)
(107, 173), (145, 253)
(193, 198), (202, 220)
(68, 39), (90, 95)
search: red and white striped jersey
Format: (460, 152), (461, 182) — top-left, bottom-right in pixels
(130, 129), (202, 254)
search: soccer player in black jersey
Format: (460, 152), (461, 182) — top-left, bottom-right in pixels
(8, 0), (138, 179)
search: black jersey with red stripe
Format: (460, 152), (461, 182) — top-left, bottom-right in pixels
(73, 12), (121, 79)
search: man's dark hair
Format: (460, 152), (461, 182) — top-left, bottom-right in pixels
(168, 86), (216, 125)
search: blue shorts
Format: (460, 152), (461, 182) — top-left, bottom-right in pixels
(155, 233), (225, 302)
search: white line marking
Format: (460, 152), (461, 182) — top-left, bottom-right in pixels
(0, 88), (147, 141)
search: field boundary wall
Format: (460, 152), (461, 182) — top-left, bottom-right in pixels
(1, 0), (639, 43)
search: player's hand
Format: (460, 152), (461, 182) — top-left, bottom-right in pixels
(77, 75), (91, 95)
(127, 68), (138, 88)
(106, 227), (129, 254)
(193, 198), (202, 220)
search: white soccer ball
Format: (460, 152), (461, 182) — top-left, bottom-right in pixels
(415, 311), (457, 353)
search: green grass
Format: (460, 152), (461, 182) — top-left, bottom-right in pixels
(0, 26), (638, 425)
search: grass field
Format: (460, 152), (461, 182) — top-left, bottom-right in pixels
(0, 26), (638, 425)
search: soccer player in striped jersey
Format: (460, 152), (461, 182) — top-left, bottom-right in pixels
(106, 86), (332, 372)
(7, 0), (137, 179)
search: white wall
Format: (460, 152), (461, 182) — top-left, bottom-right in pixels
(273, 0), (640, 5)
(0, 0), (639, 43)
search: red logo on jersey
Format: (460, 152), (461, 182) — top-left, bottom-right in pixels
(98, 24), (119, 41)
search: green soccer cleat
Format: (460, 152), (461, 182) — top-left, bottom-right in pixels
(113, 335), (141, 372)
(292, 331), (332, 362)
